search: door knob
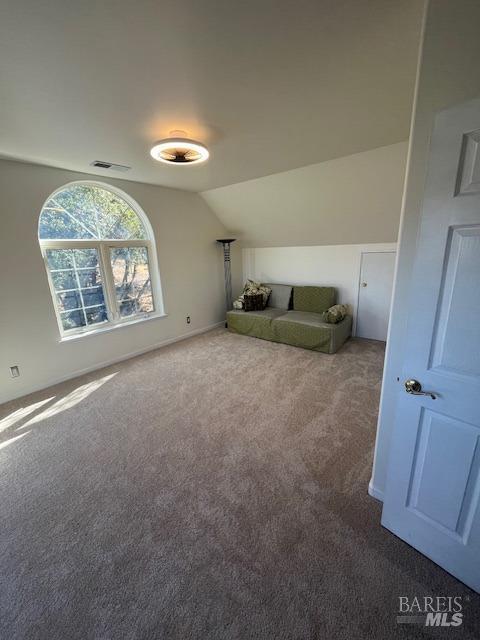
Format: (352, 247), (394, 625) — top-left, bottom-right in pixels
(404, 379), (436, 400)
(361, 282), (367, 287)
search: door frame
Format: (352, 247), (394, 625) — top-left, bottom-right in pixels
(354, 249), (396, 337)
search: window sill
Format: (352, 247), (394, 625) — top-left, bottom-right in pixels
(59, 312), (168, 342)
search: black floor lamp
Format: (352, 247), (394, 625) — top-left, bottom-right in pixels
(216, 238), (236, 313)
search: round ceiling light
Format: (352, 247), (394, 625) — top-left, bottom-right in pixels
(150, 138), (209, 165)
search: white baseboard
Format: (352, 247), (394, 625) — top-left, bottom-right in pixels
(2, 321), (224, 404)
(368, 478), (384, 502)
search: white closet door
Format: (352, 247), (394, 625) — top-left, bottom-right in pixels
(356, 251), (395, 341)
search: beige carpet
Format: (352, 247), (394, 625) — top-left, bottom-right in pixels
(0, 329), (478, 639)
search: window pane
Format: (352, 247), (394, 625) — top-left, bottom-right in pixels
(60, 309), (85, 331)
(82, 286), (105, 308)
(57, 290), (82, 311)
(39, 185), (148, 240)
(110, 247), (154, 318)
(85, 305), (108, 325)
(46, 249), (73, 270)
(78, 269), (102, 289)
(46, 248), (109, 331)
(73, 248), (99, 268)
(119, 299), (136, 318)
(40, 208), (94, 240)
(137, 294), (154, 311)
(51, 270), (77, 291)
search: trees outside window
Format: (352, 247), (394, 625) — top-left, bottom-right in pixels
(39, 182), (162, 336)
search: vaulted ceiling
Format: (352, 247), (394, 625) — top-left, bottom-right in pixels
(0, 0), (424, 192)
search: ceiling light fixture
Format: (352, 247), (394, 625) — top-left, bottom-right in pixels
(150, 136), (209, 166)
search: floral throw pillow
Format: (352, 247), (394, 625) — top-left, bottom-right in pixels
(233, 280), (271, 310)
(322, 304), (348, 324)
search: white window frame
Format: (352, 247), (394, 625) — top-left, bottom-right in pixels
(39, 180), (165, 339)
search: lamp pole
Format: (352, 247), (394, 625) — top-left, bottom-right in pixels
(216, 238), (236, 312)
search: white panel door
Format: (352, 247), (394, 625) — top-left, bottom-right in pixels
(356, 251), (395, 341)
(382, 97), (480, 592)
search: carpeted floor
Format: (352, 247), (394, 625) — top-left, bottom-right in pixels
(0, 329), (478, 639)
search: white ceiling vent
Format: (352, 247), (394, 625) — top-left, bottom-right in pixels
(90, 160), (131, 172)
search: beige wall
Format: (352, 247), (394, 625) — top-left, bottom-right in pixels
(201, 141), (408, 248)
(370, 0), (480, 500)
(0, 160), (238, 403)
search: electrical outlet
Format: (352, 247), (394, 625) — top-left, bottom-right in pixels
(186, 316), (191, 324)
(10, 365), (20, 378)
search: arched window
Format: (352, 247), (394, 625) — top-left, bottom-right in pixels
(39, 181), (163, 337)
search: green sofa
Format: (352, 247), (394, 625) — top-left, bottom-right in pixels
(227, 284), (352, 354)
